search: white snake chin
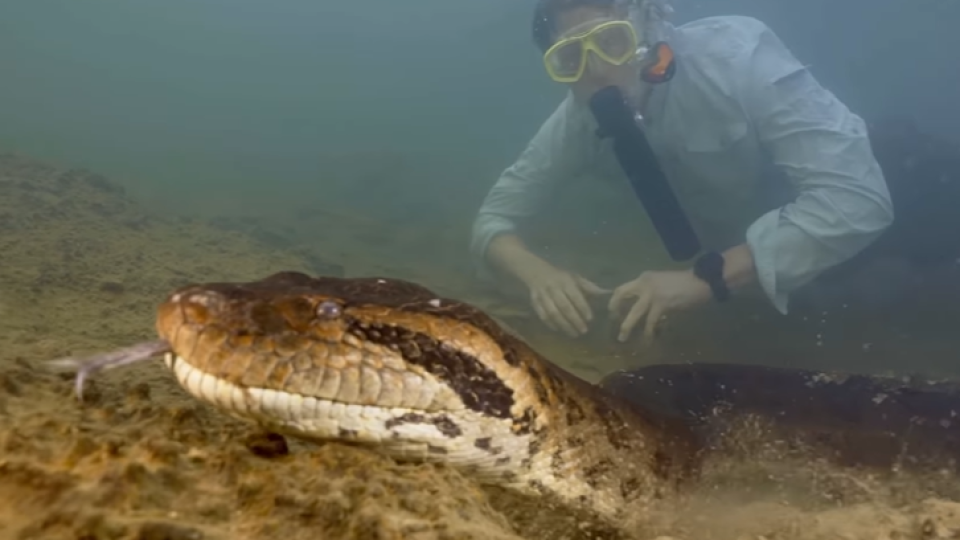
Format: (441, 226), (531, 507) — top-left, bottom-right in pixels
(165, 353), (537, 488)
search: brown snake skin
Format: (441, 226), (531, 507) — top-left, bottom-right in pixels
(138, 272), (700, 525)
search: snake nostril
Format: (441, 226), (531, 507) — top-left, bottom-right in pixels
(316, 300), (342, 320)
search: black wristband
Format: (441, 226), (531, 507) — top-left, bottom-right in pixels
(693, 251), (730, 302)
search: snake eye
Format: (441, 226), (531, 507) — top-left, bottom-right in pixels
(316, 300), (342, 320)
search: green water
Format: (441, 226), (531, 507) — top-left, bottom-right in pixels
(2, 0), (960, 380)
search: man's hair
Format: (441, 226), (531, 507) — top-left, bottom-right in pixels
(531, 0), (627, 54)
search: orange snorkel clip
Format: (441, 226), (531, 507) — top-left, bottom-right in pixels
(640, 41), (676, 84)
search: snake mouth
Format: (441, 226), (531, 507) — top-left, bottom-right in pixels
(163, 351), (522, 465)
(163, 351), (427, 444)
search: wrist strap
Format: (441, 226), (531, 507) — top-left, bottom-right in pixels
(693, 251), (730, 302)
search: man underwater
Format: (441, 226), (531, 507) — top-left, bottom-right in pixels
(470, 0), (894, 342)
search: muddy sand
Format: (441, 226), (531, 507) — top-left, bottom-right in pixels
(2, 151), (960, 540)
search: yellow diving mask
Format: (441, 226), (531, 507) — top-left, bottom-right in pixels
(543, 20), (640, 83)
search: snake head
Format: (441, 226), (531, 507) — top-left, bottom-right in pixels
(154, 271), (532, 456)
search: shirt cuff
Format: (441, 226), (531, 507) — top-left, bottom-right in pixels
(745, 209), (791, 314)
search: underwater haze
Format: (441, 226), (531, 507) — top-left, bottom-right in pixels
(0, 0), (559, 216)
(4, 1), (960, 538)
(0, 0), (960, 226)
(1, 0), (958, 220)
(3, 0), (960, 368)
(3, 0), (960, 363)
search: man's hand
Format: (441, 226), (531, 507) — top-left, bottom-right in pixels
(528, 267), (609, 337)
(609, 269), (712, 342)
(485, 234), (611, 337)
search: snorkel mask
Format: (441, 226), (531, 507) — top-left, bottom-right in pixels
(533, 0), (698, 261)
(541, 0), (676, 85)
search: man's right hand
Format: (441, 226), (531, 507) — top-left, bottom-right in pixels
(485, 233), (608, 337)
(526, 267), (609, 337)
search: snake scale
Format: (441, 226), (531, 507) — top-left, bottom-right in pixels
(55, 271), (702, 528)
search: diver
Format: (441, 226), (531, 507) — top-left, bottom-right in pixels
(469, 0), (894, 342)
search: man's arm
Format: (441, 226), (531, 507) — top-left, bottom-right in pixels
(470, 95), (593, 286)
(485, 234), (557, 287)
(737, 20), (894, 313)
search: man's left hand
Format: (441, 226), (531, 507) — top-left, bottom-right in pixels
(609, 269), (713, 342)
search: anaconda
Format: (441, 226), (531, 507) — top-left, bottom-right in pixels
(53, 271), (701, 528)
(52, 271), (960, 530)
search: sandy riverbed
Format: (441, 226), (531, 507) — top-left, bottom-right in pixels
(2, 151), (960, 540)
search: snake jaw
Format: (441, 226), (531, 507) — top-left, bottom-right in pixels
(163, 350), (534, 483)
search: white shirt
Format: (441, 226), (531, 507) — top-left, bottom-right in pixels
(469, 15), (893, 314)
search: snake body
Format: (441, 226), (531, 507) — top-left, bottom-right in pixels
(55, 270), (960, 534)
(139, 272), (699, 524)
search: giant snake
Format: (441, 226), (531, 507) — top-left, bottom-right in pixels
(50, 271), (960, 533)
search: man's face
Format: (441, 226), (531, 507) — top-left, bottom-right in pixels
(553, 6), (642, 102)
